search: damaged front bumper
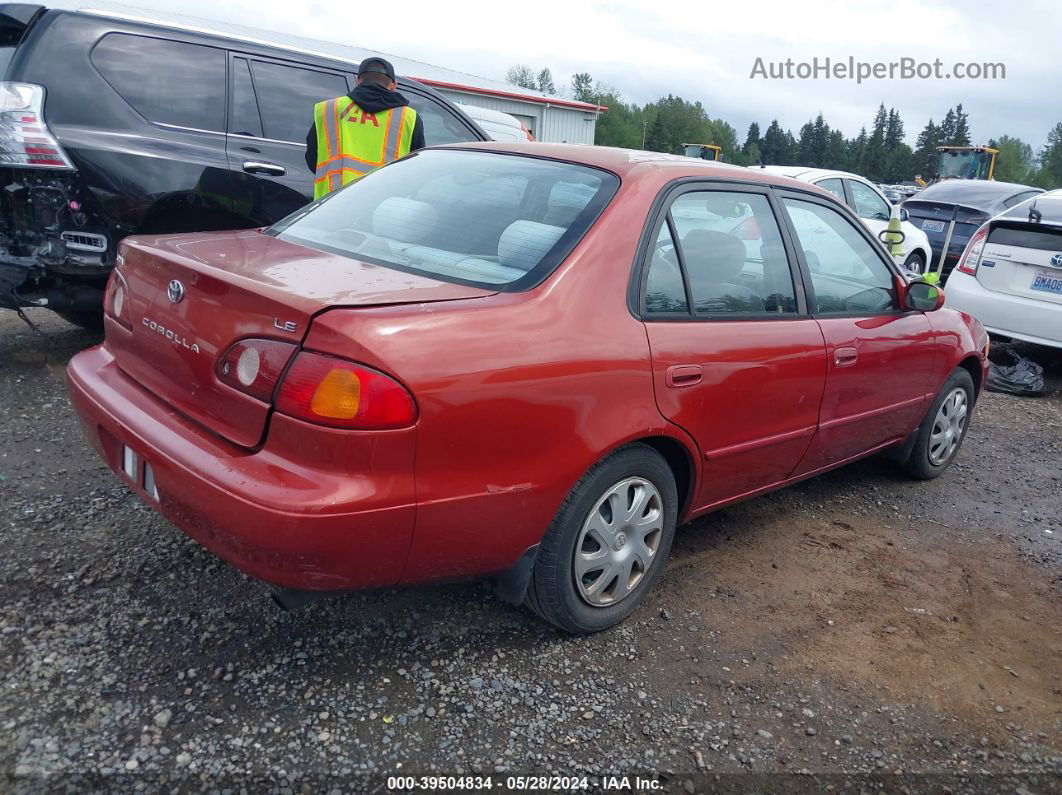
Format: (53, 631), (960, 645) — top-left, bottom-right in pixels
(1, 167), (113, 313)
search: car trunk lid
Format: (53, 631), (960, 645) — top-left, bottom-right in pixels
(903, 200), (988, 274)
(976, 222), (1062, 305)
(107, 228), (495, 447)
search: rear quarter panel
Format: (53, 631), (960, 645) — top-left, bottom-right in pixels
(299, 174), (693, 583)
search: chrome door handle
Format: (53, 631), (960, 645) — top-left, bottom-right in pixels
(834, 347), (858, 367)
(243, 161), (286, 176)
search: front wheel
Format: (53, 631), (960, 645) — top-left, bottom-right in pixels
(525, 444), (678, 634)
(903, 368), (975, 479)
(903, 252), (926, 276)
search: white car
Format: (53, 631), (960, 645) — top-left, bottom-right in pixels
(760, 166), (933, 274)
(944, 190), (1062, 349)
(456, 103), (533, 143)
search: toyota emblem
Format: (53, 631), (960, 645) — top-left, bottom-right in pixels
(1051, 253), (1062, 268)
(167, 279), (185, 304)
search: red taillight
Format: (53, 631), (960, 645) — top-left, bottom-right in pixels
(956, 223), (989, 276)
(275, 353), (416, 430)
(215, 339), (297, 402)
(0, 83), (74, 169)
(104, 270), (131, 330)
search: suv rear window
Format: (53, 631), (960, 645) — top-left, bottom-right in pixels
(271, 149), (618, 290)
(92, 34), (225, 131)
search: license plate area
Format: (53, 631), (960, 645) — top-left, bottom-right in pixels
(922, 219), (945, 233)
(1031, 270), (1062, 295)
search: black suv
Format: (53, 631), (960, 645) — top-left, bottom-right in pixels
(0, 4), (486, 326)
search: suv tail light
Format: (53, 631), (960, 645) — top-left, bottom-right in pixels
(956, 223), (989, 276)
(104, 271), (131, 330)
(216, 339), (297, 402)
(275, 353), (417, 430)
(0, 83), (74, 169)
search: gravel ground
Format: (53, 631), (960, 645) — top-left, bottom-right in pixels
(1, 309), (1060, 793)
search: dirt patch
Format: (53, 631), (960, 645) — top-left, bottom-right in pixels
(667, 505), (1062, 739)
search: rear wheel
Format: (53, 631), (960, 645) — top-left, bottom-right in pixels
(525, 444), (677, 634)
(903, 368), (975, 479)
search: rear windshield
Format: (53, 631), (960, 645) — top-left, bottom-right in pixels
(0, 46), (12, 77)
(271, 149), (619, 291)
(1000, 194), (1062, 224)
(988, 224), (1062, 250)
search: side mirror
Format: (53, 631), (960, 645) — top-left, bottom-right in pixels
(899, 208), (910, 222)
(903, 279), (945, 312)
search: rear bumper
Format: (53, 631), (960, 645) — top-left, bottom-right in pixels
(946, 271), (1062, 349)
(67, 345), (416, 590)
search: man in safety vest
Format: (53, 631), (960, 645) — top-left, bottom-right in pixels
(304, 57), (425, 199)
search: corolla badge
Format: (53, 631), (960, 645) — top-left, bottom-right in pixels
(142, 317), (200, 354)
(167, 279), (185, 304)
(1051, 253), (1062, 268)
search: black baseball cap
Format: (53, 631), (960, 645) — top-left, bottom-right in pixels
(358, 57), (396, 81)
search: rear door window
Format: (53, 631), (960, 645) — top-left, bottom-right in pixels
(650, 191), (798, 316)
(229, 58), (263, 138)
(248, 60), (348, 143)
(92, 34), (225, 131)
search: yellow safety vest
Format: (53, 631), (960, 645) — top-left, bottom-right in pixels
(313, 97), (417, 199)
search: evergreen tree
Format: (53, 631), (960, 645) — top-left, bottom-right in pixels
(952, 104), (971, 146)
(884, 109), (904, 152)
(847, 127), (869, 175)
(914, 119), (940, 179)
(939, 108), (957, 144)
(570, 73), (595, 103)
(743, 122), (761, 156)
(536, 68), (556, 95)
(864, 104), (888, 181)
(760, 120), (788, 164)
(644, 111), (668, 153)
(1036, 121), (1062, 188)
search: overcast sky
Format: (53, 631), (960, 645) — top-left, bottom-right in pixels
(125, 0), (1057, 149)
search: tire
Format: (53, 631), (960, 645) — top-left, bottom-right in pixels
(55, 309), (104, 331)
(903, 252), (926, 276)
(525, 443), (678, 634)
(902, 368), (975, 480)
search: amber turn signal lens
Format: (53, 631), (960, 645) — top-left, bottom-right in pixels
(310, 368), (361, 419)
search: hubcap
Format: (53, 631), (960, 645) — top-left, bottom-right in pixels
(574, 477), (663, 607)
(928, 387), (968, 466)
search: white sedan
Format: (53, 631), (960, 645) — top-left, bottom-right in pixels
(760, 166), (934, 274)
(944, 190), (1062, 349)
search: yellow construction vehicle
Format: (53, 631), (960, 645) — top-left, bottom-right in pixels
(936, 145), (998, 181)
(681, 143), (721, 161)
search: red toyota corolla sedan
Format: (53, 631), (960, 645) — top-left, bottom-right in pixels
(67, 143), (989, 633)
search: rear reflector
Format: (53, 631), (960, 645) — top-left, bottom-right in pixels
(0, 83), (74, 169)
(215, 339), (297, 402)
(276, 353), (416, 430)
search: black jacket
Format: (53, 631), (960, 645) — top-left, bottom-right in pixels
(305, 83), (425, 172)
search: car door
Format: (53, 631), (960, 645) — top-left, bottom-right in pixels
(639, 185), (827, 511)
(777, 191), (938, 474)
(225, 54), (352, 226)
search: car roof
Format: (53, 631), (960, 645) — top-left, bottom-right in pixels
(998, 190), (1062, 226)
(913, 179), (1043, 209)
(759, 165), (865, 183)
(442, 142), (835, 193)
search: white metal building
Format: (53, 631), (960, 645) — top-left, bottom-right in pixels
(58, 2), (606, 144)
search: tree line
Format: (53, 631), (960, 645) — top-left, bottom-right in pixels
(504, 64), (1062, 189)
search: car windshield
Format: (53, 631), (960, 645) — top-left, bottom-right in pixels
(271, 149), (619, 290)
